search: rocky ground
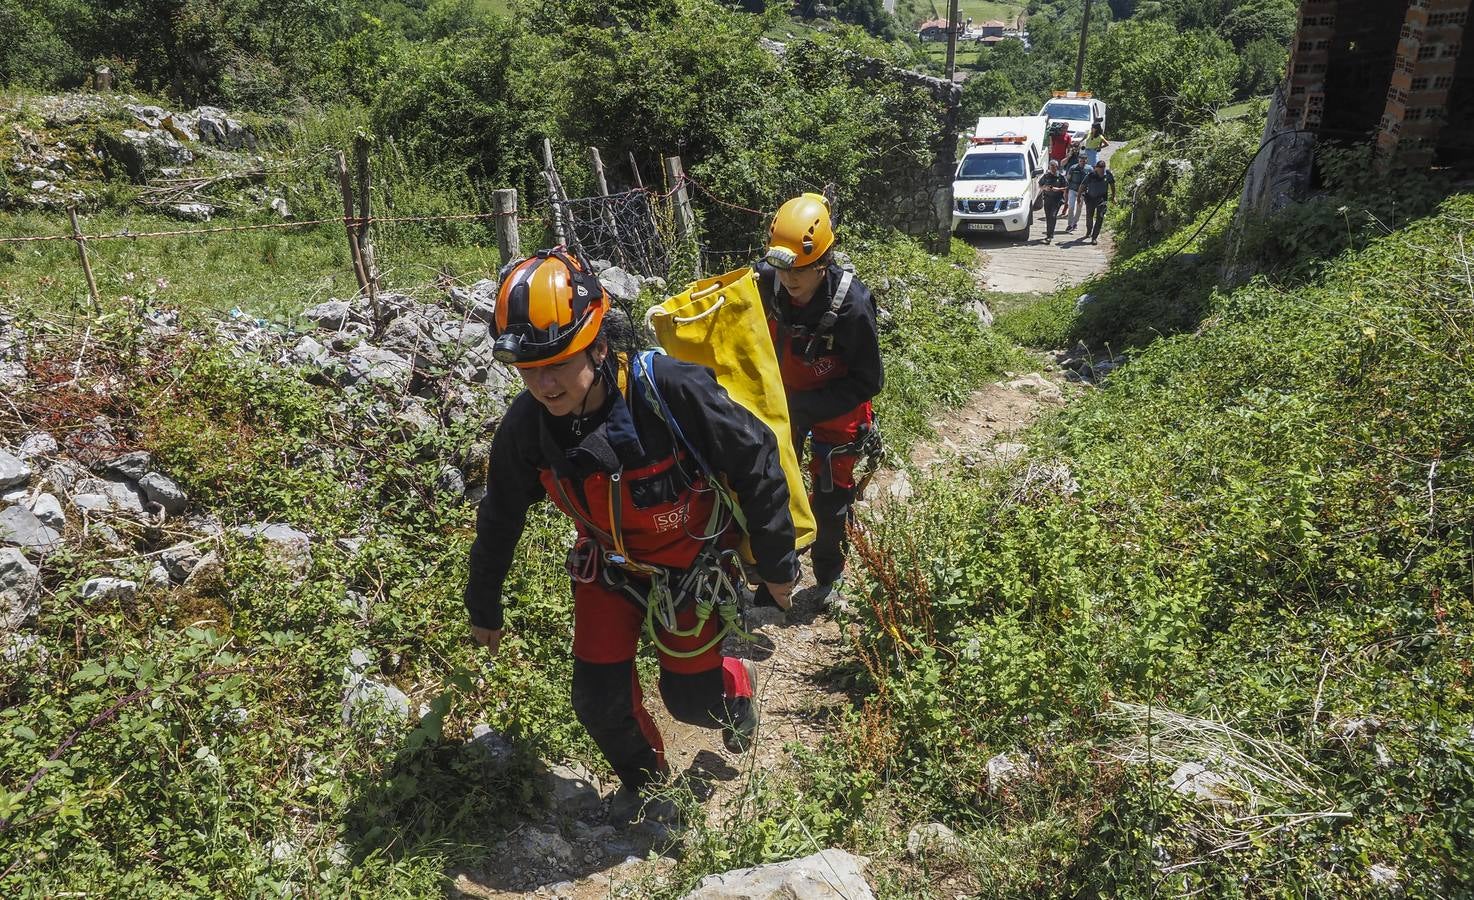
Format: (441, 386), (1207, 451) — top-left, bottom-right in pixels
(2, 93), (283, 219)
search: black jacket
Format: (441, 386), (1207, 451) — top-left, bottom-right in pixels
(754, 260), (884, 433)
(464, 353), (797, 630)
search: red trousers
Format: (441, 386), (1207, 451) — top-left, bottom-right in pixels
(570, 579), (753, 791)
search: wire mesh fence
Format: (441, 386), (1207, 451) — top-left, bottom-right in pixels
(559, 189), (674, 279)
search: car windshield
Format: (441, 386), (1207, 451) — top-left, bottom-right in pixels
(957, 152), (1027, 180)
(1043, 101), (1092, 121)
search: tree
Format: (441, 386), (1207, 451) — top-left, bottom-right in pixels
(962, 70), (1019, 120)
(1085, 18), (1235, 134)
(1237, 35), (1286, 99)
(1220, 0), (1296, 50)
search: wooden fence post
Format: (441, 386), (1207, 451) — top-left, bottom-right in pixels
(589, 146), (628, 268)
(67, 206), (101, 314)
(494, 188), (520, 266)
(628, 152), (645, 190)
(663, 155), (700, 276)
(542, 138), (569, 248)
(353, 136), (383, 329)
(334, 150), (371, 296)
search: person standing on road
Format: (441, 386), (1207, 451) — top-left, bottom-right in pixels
(1083, 121), (1109, 166)
(465, 249), (798, 826)
(1048, 121), (1072, 165)
(1038, 159), (1068, 244)
(1064, 151), (1088, 233)
(1082, 159), (1116, 245)
(755, 193), (884, 611)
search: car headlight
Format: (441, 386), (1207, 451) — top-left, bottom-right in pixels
(955, 199), (967, 212)
(1000, 198), (1021, 211)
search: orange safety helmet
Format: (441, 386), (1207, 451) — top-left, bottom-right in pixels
(765, 193), (835, 270)
(491, 248), (608, 368)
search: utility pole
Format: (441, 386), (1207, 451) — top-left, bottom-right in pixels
(1073, 0), (1094, 92)
(944, 0), (961, 83)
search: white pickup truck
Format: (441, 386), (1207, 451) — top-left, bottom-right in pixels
(952, 115), (1047, 241)
(1038, 91), (1107, 147)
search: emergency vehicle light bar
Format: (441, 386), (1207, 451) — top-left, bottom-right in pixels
(1051, 90), (1093, 98)
(969, 134), (1028, 145)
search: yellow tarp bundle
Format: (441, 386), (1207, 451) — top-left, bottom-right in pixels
(646, 266), (816, 552)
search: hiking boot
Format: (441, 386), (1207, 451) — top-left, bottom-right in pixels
(607, 786), (682, 829)
(722, 658), (760, 753)
(810, 579), (855, 616)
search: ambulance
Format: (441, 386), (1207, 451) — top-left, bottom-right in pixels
(951, 115), (1047, 241)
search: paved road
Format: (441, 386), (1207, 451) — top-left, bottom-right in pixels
(973, 145), (1122, 294)
(973, 226), (1114, 294)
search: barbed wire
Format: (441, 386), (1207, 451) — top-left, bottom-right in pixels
(0, 209), (543, 246)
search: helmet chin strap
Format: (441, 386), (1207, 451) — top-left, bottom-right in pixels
(569, 350), (610, 435)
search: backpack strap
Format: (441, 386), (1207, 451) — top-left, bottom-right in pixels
(631, 349), (747, 534)
(805, 267), (853, 363)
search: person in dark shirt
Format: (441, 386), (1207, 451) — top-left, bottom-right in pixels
(1064, 150), (1089, 232)
(1038, 159), (1069, 243)
(465, 248), (797, 824)
(1082, 159), (1117, 245)
(754, 193), (884, 609)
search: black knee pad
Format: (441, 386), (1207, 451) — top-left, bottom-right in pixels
(572, 659), (635, 735)
(658, 667), (725, 728)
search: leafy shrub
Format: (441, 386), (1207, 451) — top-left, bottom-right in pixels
(842, 195), (1474, 895)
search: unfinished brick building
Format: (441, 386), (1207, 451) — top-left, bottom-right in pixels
(1242, 0), (1473, 220)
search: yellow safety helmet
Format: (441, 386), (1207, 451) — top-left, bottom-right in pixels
(765, 193), (835, 270)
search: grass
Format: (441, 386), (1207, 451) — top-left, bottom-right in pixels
(898, 0), (1024, 27)
(680, 191), (1474, 898)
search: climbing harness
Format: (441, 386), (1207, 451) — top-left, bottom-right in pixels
(550, 349), (755, 659)
(810, 421), (885, 496)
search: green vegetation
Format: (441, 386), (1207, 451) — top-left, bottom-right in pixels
(676, 191), (1474, 898)
(961, 0), (1295, 138)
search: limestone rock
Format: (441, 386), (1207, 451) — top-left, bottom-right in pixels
(542, 761), (603, 820)
(986, 752), (1030, 795)
(80, 577), (137, 603)
(28, 494), (65, 529)
(235, 523), (313, 577)
(161, 541), (204, 582)
(139, 472), (188, 515)
(17, 433), (58, 459)
(101, 481), (147, 517)
(905, 822), (960, 859)
(302, 300), (352, 330)
(192, 106), (256, 150)
(341, 674), (410, 734)
(679, 849), (875, 900)
(287, 335), (330, 368)
(598, 267), (642, 303)
(0, 449), (31, 490)
(471, 724), (514, 763)
(1168, 762), (1236, 805)
(967, 298), (995, 328)
(0, 506), (62, 551)
(1, 547), (41, 630)
(100, 451), (152, 481)
(344, 346), (412, 391)
(435, 465), (466, 497)
(183, 551), (224, 590)
(1004, 373), (1062, 402)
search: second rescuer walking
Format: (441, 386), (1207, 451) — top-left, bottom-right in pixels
(755, 194), (883, 606)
